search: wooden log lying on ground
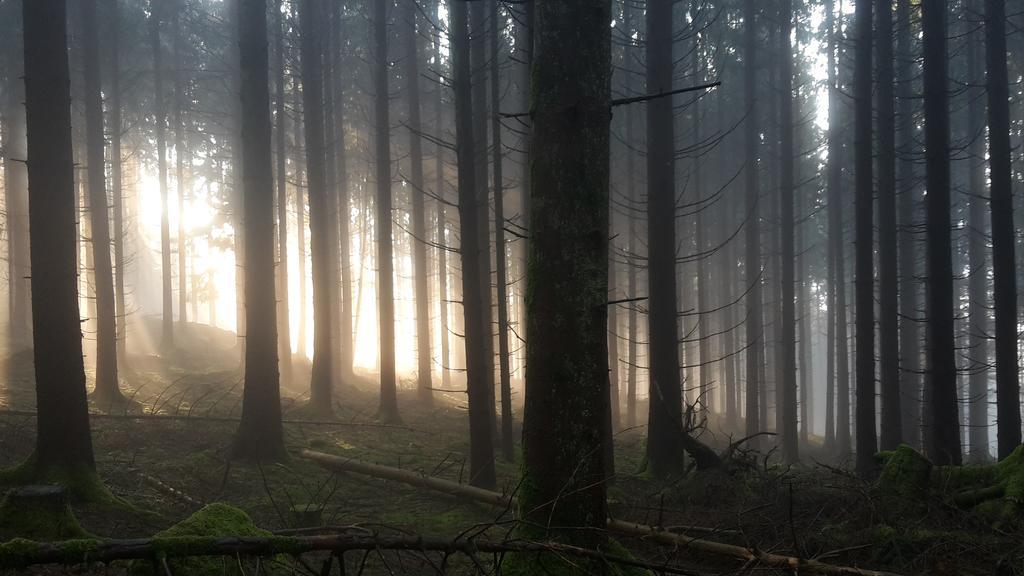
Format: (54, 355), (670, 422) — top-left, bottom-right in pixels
(300, 449), (902, 576)
(0, 533), (702, 574)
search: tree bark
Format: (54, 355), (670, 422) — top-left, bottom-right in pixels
(373, 0), (399, 424)
(450, 0), (496, 489)
(921, 0), (961, 466)
(273, 0), (292, 385)
(521, 0), (611, 543)
(233, 0), (286, 462)
(22, 0), (97, 473)
(150, 1), (173, 349)
(743, 0), (763, 445)
(299, 0), (334, 418)
(877, 0), (902, 452)
(985, 0), (1021, 460)
(646, 0), (685, 478)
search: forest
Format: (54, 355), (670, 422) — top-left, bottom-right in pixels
(0, 0), (1022, 574)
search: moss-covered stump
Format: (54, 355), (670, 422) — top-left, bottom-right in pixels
(873, 444), (933, 519)
(0, 456), (120, 505)
(0, 486), (89, 541)
(131, 503), (272, 575)
(940, 444), (1024, 528)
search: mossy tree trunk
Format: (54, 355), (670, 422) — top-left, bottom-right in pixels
(22, 0), (97, 474)
(520, 0), (612, 544)
(233, 0), (286, 462)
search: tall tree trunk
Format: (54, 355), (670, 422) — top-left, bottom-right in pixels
(469, 1), (497, 442)
(877, 0), (901, 452)
(743, 0), (763, 444)
(646, 0), (685, 477)
(299, 0), (333, 418)
(403, 0), (432, 406)
(330, 1), (353, 382)
(985, 0), (1022, 460)
(854, 0), (877, 475)
(966, 16), (990, 462)
(896, 0), (921, 450)
(273, 0), (292, 385)
(433, 32), (450, 390)
(921, 0), (961, 466)
(322, 0), (341, 390)
(150, 1), (173, 349)
(22, 0), (97, 476)
(172, 2), (188, 326)
(373, 0), (399, 423)
(450, 0), (496, 489)
(519, 0), (611, 549)
(233, 0), (285, 462)
(108, 0), (126, 362)
(81, 0), (121, 404)
(295, 73), (308, 360)
(489, 2), (513, 459)
(4, 28), (31, 352)
(778, 0), (799, 465)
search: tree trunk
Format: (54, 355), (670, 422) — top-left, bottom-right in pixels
(985, 0), (1021, 460)
(921, 0), (961, 466)
(450, 0), (496, 489)
(854, 0), (877, 474)
(877, 0), (901, 452)
(273, 0), (292, 385)
(81, 0), (121, 404)
(4, 28), (31, 352)
(778, 0), (798, 465)
(743, 0), (763, 445)
(403, 0), (432, 406)
(965, 16), (990, 462)
(520, 0), (611, 546)
(22, 0), (97, 474)
(373, 0), (399, 424)
(172, 3), (188, 326)
(896, 0), (921, 450)
(299, 0), (334, 418)
(233, 0), (286, 462)
(150, 1), (173, 349)
(489, 2), (513, 460)
(646, 0), (685, 478)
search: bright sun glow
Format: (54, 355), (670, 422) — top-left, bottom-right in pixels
(134, 163), (442, 380)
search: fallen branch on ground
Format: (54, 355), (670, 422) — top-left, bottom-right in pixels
(0, 533), (704, 574)
(299, 449), (903, 576)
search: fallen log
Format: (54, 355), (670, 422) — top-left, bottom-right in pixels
(0, 533), (703, 574)
(299, 449), (903, 576)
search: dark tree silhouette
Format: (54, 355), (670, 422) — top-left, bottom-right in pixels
(743, 0), (763, 445)
(519, 0), (612, 547)
(877, 0), (902, 451)
(921, 0), (961, 466)
(984, 0), (1021, 460)
(401, 0), (432, 407)
(450, 0), (495, 489)
(232, 0), (286, 462)
(374, 0), (399, 424)
(81, 0), (121, 406)
(299, 0), (334, 418)
(273, 0), (292, 385)
(150, 0), (173, 349)
(646, 0), (685, 478)
(21, 0), (97, 483)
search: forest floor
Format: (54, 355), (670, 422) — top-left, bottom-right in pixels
(0, 319), (1021, 575)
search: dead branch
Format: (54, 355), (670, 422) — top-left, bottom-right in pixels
(299, 450), (904, 576)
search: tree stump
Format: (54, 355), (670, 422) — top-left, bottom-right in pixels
(0, 485), (87, 540)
